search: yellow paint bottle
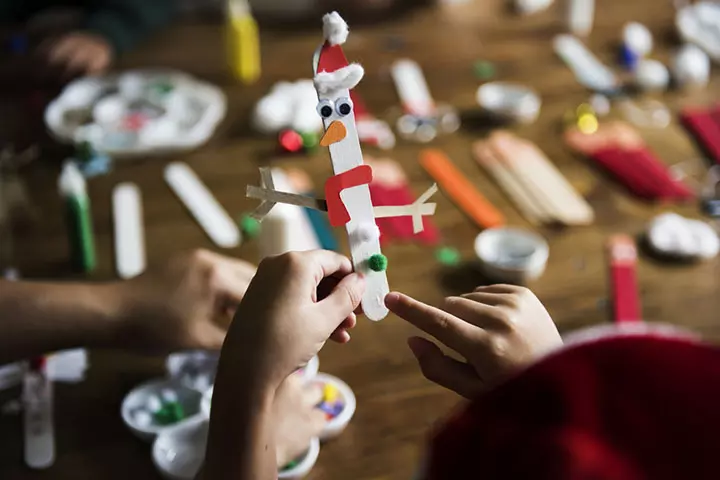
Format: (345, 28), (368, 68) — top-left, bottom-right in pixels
(227, 0), (260, 84)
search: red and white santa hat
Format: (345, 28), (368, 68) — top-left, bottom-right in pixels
(423, 323), (720, 479)
(313, 12), (364, 96)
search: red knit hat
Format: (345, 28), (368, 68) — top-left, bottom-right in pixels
(424, 324), (720, 480)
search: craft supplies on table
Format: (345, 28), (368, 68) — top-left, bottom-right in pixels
(646, 213), (719, 260)
(553, 34), (619, 93)
(680, 105), (720, 165)
(390, 58), (460, 142)
(567, 0), (594, 37)
(606, 235), (641, 323)
(420, 149), (504, 229)
(113, 183), (146, 279)
(23, 357), (54, 470)
(564, 121), (695, 202)
(676, 2), (720, 62)
(164, 162), (241, 249)
(45, 70), (226, 158)
(476, 83), (541, 125)
(226, 0), (261, 84)
(58, 162), (96, 273)
(474, 227), (549, 284)
(473, 132), (594, 226)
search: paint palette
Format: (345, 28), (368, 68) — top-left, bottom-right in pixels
(312, 373), (356, 441)
(45, 69), (226, 158)
(121, 379), (202, 441)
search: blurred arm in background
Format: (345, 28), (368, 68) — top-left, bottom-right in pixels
(0, 249), (256, 364)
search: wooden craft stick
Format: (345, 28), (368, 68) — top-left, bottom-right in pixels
(112, 183), (145, 280)
(419, 149), (505, 229)
(606, 234), (641, 323)
(472, 141), (547, 225)
(490, 133), (594, 225)
(164, 162), (241, 248)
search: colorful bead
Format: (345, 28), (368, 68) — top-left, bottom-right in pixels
(279, 129), (304, 153)
(619, 43), (640, 71)
(577, 113), (599, 135)
(473, 60), (496, 80)
(238, 214), (261, 239)
(323, 384), (339, 403)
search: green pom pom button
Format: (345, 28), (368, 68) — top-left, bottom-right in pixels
(367, 253), (388, 272)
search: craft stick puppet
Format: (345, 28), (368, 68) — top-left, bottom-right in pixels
(247, 12), (438, 321)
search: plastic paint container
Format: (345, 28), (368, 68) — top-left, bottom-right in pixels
(313, 373), (357, 441)
(278, 438), (321, 480)
(121, 379), (203, 441)
(152, 414), (208, 480)
(474, 227), (549, 284)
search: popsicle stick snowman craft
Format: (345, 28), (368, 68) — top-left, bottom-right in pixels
(247, 12), (438, 321)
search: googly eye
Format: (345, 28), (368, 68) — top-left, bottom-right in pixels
(316, 99), (335, 119)
(335, 97), (353, 117)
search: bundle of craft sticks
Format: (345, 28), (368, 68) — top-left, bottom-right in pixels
(473, 132), (594, 226)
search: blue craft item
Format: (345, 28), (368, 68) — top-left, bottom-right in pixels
(79, 154), (112, 178)
(302, 191), (338, 251)
(619, 43), (640, 71)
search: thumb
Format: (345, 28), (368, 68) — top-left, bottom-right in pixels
(317, 273), (364, 325)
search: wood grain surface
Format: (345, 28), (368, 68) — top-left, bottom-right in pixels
(1, 1), (719, 479)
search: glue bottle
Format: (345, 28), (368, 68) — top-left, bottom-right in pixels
(226, 0), (261, 84)
(58, 162), (96, 273)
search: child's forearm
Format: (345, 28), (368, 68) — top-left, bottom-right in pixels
(0, 280), (124, 363)
(203, 356), (279, 480)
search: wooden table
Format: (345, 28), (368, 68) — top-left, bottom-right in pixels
(2, 1), (720, 478)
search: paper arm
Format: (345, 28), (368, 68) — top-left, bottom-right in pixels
(373, 183), (438, 233)
(246, 167), (328, 221)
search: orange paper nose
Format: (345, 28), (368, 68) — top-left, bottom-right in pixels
(320, 121), (347, 146)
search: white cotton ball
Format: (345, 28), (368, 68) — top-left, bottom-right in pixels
(634, 59), (670, 91)
(118, 74), (145, 101)
(270, 81), (294, 95)
(623, 22), (653, 57)
(291, 103), (323, 133)
(146, 394), (163, 413)
(133, 409), (153, 428)
(673, 44), (710, 89)
(253, 94), (293, 134)
(647, 213), (719, 259)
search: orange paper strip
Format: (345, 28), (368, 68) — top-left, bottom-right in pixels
(420, 149), (505, 229)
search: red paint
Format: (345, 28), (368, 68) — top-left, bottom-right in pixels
(279, 129), (303, 153)
(324, 165), (373, 226)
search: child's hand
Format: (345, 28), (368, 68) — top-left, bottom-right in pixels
(274, 374), (327, 468)
(386, 285), (562, 398)
(47, 32), (112, 75)
(224, 250), (364, 387)
(116, 249), (256, 352)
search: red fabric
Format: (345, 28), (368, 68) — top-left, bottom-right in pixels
(680, 107), (720, 165)
(324, 165), (373, 226)
(317, 42), (349, 74)
(592, 147), (693, 201)
(426, 334), (720, 480)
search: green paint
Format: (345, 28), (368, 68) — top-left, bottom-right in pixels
(473, 60), (496, 80)
(368, 253), (388, 272)
(66, 194), (96, 273)
(239, 214), (261, 239)
(435, 247), (461, 266)
(153, 401), (185, 425)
